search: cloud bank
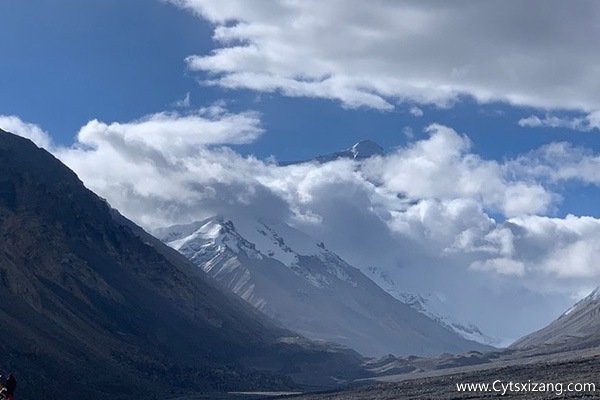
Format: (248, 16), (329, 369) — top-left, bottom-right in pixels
(171, 0), (600, 114)
(4, 110), (600, 339)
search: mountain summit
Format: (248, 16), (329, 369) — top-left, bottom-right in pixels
(343, 139), (384, 159)
(314, 140), (385, 163)
(281, 140), (385, 165)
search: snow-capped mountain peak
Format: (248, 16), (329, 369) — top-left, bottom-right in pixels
(348, 140), (385, 159)
(161, 217), (261, 258)
(313, 139), (384, 163)
(231, 217), (323, 266)
(155, 215), (492, 357)
(280, 139), (385, 165)
(155, 215), (358, 290)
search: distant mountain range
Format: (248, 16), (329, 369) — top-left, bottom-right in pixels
(156, 214), (493, 357)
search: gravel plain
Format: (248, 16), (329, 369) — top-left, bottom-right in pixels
(284, 353), (600, 399)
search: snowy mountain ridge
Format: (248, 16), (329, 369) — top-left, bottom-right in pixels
(161, 216), (357, 290)
(155, 215), (493, 357)
(365, 266), (500, 347)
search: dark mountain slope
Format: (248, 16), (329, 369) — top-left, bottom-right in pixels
(0, 129), (362, 399)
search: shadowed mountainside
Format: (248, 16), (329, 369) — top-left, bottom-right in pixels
(0, 129), (363, 399)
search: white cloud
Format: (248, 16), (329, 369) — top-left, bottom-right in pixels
(6, 111), (600, 339)
(76, 105), (262, 149)
(170, 0), (600, 112)
(509, 141), (600, 186)
(472, 215), (600, 284)
(54, 106), (268, 227)
(409, 107), (423, 117)
(518, 111), (600, 132)
(0, 115), (53, 150)
(363, 124), (554, 217)
(173, 92), (192, 108)
(471, 258), (526, 276)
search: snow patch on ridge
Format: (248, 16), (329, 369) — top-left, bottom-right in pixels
(366, 266), (501, 347)
(562, 286), (600, 317)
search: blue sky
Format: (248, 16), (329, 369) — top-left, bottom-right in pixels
(4, 0), (600, 340)
(5, 0), (600, 172)
(1, 0), (214, 143)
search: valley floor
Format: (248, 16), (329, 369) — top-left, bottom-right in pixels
(284, 352), (600, 399)
(169, 392), (301, 400)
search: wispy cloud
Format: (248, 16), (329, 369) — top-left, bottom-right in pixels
(172, 92), (191, 108)
(518, 111), (600, 132)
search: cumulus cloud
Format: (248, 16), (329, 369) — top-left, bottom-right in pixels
(363, 124), (554, 217)
(0, 115), (54, 149)
(5, 111), (600, 339)
(1, 107), (265, 228)
(170, 0), (600, 113)
(469, 215), (600, 289)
